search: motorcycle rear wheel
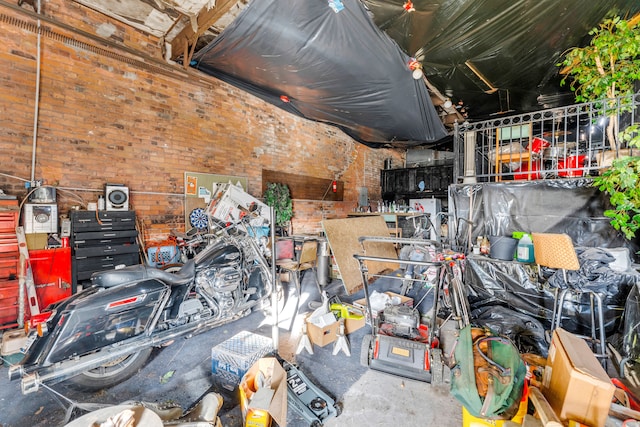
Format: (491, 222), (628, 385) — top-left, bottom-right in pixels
(67, 347), (153, 391)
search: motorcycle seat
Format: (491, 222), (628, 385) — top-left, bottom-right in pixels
(91, 261), (196, 288)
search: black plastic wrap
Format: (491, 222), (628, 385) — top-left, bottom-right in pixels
(361, 0), (640, 118)
(448, 180), (640, 262)
(622, 284), (640, 362)
(465, 255), (554, 326)
(465, 251), (640, 338)
(471, 305), (549, 358)
(191, 0), (447, 148)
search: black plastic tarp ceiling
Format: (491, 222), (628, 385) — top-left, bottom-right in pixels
(362, 0), (640, 118)
(191, 0), (447, 148)
(191, 0), (640, 148)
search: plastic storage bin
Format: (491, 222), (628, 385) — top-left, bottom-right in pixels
(211, 331), (274, 388)
(147, 245), (180, 268)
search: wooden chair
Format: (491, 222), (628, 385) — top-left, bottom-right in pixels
(277, 238), (318, 291)
(276, 238), (319, 324)
(531, 233), (607, 365)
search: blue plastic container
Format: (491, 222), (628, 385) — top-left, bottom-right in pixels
(516, 234), (535, 263)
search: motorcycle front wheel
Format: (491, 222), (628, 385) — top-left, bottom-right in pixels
(67, 347), (154, 391)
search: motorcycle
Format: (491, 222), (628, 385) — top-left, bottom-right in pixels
(169, 227), (211, 264)
(9, 184), (278, 394)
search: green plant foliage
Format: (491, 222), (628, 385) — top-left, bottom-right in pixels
(559, 15), (640, 241)
(263, 182), (293, 227)
(559, 16), (640, 103)
(593, 125), (640, 240)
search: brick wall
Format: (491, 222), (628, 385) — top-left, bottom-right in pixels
(0, 2), (404, 246)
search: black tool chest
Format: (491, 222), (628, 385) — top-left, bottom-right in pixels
(70, 210), (140, 292)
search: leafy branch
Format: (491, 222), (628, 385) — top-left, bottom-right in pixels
(559, 16), (640, 103)
(263, 182), (293, 228)
(559, 15), (640, 152)
(593, 125), (640, 240)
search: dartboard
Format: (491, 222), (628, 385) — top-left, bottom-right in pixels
(189, 208), (208, 229)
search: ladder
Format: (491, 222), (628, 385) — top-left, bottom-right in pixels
(16, 226), (40, 324)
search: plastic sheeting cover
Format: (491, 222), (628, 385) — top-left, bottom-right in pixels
(362, 0), (640, 119)
(191, 0), (447, 148)
(465, 249), (640, 339)
(448, 180), (640, 262)
(471, 305), (549, 358)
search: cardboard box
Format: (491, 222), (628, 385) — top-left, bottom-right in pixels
(344, 314), (366, 334)
(542, 328), (615, 427)
(354, 291), (414, 324)
(211, 331), (274, 387)
(331, 303), (366, 334)
(306, 313), (339, 347)
(26, 233), (48, 250)
(239, 357), (287, 427)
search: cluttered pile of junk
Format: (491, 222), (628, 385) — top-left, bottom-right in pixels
(2, 101), (640, 427)
(428, 93), (640, 426)
(0, 182), (294, 426)
(294, 94), (640, 426)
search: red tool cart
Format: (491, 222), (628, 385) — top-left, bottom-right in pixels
(28, 247), (72, 310)
(0, 200), (20, 329)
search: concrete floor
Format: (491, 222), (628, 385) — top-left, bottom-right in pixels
(0, 273), (462, 427)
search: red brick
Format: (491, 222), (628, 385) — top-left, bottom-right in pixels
(0, 1), (405, 245)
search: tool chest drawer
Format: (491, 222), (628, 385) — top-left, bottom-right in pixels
(74, 243), (139, 258)
(73, 236), (137, 247)
(75, 253), (140, 274)
(73, 229), (138, 242)
(70, 210), (136, 231)
(70, 210), (140, 292)
(0, 279), (19, 327)
(0, 210), (19, 232)
(0, 200), (20, 329)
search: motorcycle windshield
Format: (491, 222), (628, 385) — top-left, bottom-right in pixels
(46, 279), (169, 363)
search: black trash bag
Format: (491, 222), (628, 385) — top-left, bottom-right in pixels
(465, 257), (556, 329)
(545, 247), (639, 337)
(466, 248), (639, 338)
(620, 284), (640, 363)
(546, 247), (616, 290)
(471, 305), (549, 358)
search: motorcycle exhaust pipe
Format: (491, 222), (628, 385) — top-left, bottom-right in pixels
(7, 364), (23, 381)
(14, 344), (142, 394)
(12, 310), (251, 394)
(9, 365), (44, 394)
(21, 373), (40, 394)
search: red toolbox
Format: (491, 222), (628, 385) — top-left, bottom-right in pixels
(29, 247), (72, 310)
(0, 200), (20, 329)
(0, 279), (20, 327)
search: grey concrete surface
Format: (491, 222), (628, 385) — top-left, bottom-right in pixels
(0, 273), (462, 427)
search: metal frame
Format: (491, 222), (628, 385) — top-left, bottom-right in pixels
(454, 93), (640, 182)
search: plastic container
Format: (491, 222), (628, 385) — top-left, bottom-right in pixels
(516, 234), (535, 263)
(488, 236), (518, 261)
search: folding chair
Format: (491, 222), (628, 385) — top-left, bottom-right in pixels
(276, 237), (320, 324)
(531, 233), (607, 365)
(277, 238), (318, 294)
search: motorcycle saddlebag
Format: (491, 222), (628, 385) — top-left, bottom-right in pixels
(44, 279), (169, 364)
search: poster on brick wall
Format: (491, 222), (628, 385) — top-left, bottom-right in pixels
(184, 172), (248, 231)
